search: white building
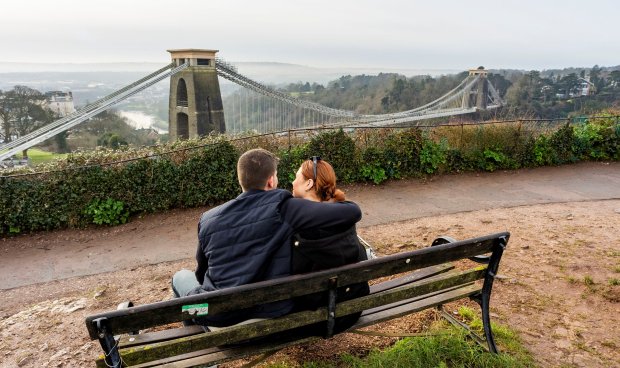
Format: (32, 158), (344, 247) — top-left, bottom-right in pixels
(570, 78), (595, 97)
(45, 91), (76, 117)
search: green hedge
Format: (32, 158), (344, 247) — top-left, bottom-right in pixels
(1, 115), (618, 235)
(1, 141), (239, 234)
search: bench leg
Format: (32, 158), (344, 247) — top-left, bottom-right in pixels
(325, 277), (338, 338)
(475, 235), (508, 354)
(93, 317), (123, 368)
(438, 305), (488, 348)
(436, 235), (508, 354)
(471, 292), (498, 354)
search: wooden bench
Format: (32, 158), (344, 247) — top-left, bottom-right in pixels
(85, 232), (509, 367)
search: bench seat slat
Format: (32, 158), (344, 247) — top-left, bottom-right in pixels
(361, 282), (476, 318)
(369, 263), (454, 294)
(333, 267), (484, 318)
(130, 346), (220, 368)
(120, 325), (205, 348)
(353, 283), (480, 329)
(134, 337), (318, 368)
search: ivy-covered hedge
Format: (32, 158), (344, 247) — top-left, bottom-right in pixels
(1, 140), (239, 234)
(1, 114), (618, 235)
(274, 114), (619, 187)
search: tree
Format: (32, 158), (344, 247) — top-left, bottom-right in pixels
(11, 86), (50, 135)
(487, 73), (512, 97)
(609, 70), (620, 87)
(590, 65), (604, 91)
(312, 83), (325, 93)
(558, 73), (581, 97)
(504, 71), (545, 116)
(97, 132), (128, 149)
(0, 90), (11, 143)
(0, 86), (53, 157)
(54, 131), (71, 154)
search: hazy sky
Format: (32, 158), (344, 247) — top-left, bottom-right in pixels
(1, 0), (618, 70)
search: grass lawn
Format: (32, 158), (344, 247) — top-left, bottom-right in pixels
(267, 307), (536, 368)
(15, 148), (67, 165)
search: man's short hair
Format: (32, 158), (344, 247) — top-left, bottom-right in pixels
(237, 148), (279, 191)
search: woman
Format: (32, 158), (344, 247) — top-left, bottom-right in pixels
(290, 156), (370, 334)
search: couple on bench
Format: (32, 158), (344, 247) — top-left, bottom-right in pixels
(172, 148), (370, 336)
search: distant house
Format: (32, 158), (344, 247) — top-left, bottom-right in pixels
(45, 91), (76, 117)
(571, 78), (595, 97)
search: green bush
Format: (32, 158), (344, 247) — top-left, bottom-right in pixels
(0, 140), (238, 234)
(549, 124), (578, 164)
(359, 147), (387, 184)
(306, 129), (358, 183)
(445, 148), (471, 172)
(574, 115), (620, 160)
(419, 138), (448, 174)
(277, 145), (309, 190)
(84, 198), (129, 226)
(482, 148), (509, 172)
(513, 135), (537, 168)
(532, 135), (555, 166)
(382, 129), (425, 178)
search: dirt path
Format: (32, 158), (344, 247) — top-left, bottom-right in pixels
(0, 162), (619, 367)
(1, 161), (619, 290)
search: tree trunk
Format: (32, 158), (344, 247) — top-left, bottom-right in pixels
(2, 124), (10, 143)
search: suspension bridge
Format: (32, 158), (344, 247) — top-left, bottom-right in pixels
(0, 49), (504, 162)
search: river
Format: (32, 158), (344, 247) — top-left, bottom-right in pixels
(118, 110), (167, 133)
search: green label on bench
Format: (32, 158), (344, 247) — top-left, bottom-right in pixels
(182, 303), (209, 316)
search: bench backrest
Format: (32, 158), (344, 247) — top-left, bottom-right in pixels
(86, 232), (509, 340)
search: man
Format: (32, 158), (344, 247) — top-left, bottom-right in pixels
(172, 148), (361, 328)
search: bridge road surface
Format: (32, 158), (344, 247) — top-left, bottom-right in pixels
(1, 162), (619, 290)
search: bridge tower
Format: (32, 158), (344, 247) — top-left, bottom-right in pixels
(468, 67), (488, 110)
(168, 49), (225, 140)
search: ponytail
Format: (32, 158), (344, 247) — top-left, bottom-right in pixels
(332, 189), (346, 202)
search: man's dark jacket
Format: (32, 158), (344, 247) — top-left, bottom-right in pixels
(189, 189), (361, 327)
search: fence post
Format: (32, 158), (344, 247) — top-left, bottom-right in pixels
(287, 130), (291, 151)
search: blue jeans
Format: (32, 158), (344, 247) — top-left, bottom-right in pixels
(172, 269), (201, 297)
(171, 269), (218, 367)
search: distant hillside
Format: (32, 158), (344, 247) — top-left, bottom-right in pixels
(230, 62), (460, 84)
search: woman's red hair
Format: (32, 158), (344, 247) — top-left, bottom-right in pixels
(300, 159), (346, 202)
